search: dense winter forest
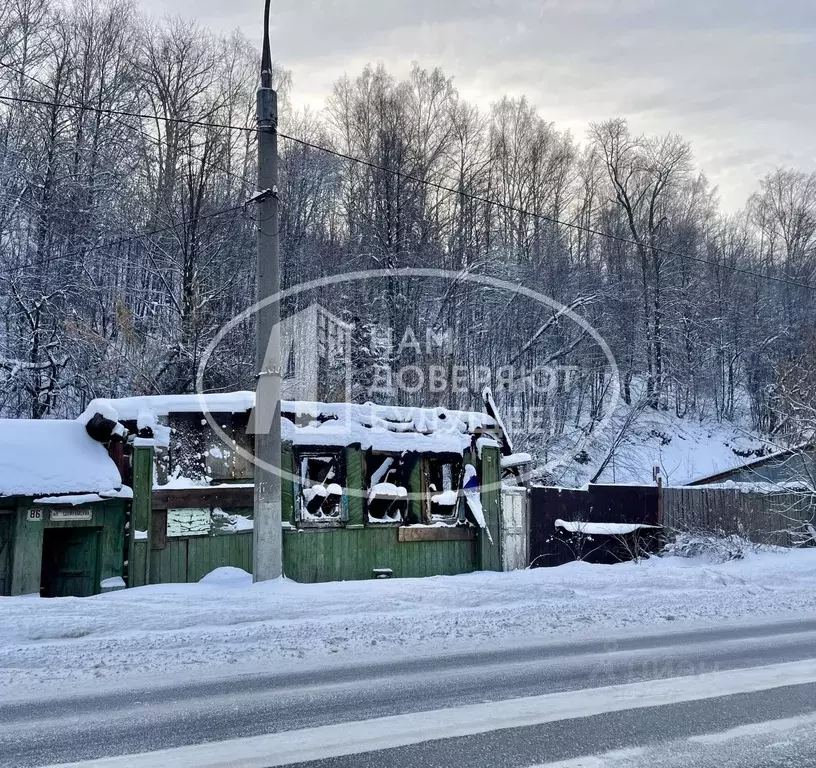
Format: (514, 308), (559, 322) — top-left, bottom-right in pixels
(1, 0), (815, 459)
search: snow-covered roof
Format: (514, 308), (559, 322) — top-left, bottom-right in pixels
(0, 419), (122, 497)
(686, 443), (814, 486)
(79, 393), (498, 454)
(683, 480), (814, 494)
(79, 393), (257, 427)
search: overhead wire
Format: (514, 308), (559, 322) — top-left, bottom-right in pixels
(0, 89), (811, 290)
(0, 62), (257, 277)
(0, 204), (245, 277)
(0, 60), (257, 191)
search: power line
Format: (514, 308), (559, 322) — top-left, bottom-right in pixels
(0, 62), (256, 280)
(0, 204), (245, 277)
(0, 90), (812, 291)
(0, 61), (256, 191)
(0, 91), (250, 136)
(280, 135), (814, 292)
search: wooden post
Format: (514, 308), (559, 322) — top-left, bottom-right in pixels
(657, 475), (663, 527)
(129, 439), (154, 587)
(478, 446), (503, 572)
(653, 462), (663, 527)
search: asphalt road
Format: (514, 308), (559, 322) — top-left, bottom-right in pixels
(4, 617), (816, 767)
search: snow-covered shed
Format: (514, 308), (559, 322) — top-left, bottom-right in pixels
(78, 393), (508, 583)
(0, 419), (129, 597)
(687, 443), (816, 489)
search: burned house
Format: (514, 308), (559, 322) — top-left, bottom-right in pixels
(78, 393), (510, 583)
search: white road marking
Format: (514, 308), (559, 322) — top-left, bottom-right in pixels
(44, 658), (816, 768)
(524, 749), (646, 768)
(687, 710), (816, 745)
(526, 711), (816, 767)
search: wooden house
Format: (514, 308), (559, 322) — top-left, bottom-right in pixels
(0, 419), (129, 597)
(79, 393), (510, 584)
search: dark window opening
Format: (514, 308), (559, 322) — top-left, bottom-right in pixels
(298, 452), (345, 524)
(366, 453), (409, 524)
(427, 457), (463, 524)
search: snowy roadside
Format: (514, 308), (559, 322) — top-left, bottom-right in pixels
(3, 550), (816, 699)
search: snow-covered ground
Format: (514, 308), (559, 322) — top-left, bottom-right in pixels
(3, 549), (816, 700)
(540, 401), (772, 487)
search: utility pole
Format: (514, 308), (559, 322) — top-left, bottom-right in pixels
(253, 0), (282, 582)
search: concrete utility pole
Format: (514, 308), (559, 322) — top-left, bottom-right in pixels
(253, 0), (282, 582)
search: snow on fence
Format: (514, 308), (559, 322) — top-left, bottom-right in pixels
(662, 487), (816, 547)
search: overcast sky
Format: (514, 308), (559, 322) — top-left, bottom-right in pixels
(139, 0), (815, 211)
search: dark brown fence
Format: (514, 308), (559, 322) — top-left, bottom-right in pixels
(663, 487), (816, 546)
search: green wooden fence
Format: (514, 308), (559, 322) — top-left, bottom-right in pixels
(135, 531), (254, 585)
(283, 527), (477, 583)
(138, 528), (476, 584)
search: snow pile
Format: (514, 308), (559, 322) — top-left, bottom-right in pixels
(99, 577), (126, 590)
(431, 489), (458, 506)
(79, 393), (257, 423)
(0, 419), (122, 497)
(501, 453), (532, 469)
(302, 483), (342, 506)
(662, 532), (776, 563)
(198, 566), (253, 586)
(4, 549), (816, 697)
(281, 401), (494, 453)
(33, 488), (131, 505)
(690, 479), (814, 493)
(368, 483), (407, 502)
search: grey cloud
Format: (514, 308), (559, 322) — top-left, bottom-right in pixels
(137, 0), (816, 210)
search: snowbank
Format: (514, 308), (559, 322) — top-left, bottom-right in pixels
(5, 548), (816, 698)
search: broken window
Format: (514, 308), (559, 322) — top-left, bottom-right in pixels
(298, 453), (345, 524)
(366, 453), (409, 524)
(427, 457), (463, 524)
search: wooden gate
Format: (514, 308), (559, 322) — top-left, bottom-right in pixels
(500, 489), (528, 570)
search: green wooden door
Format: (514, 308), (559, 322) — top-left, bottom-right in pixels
(0, 513), (13, 596)
(40, 528), (101, 597)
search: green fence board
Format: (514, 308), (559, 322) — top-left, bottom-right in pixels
(346, 448), (364, 526)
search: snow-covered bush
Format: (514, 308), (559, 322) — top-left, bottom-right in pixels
(662, 531), (761, 562)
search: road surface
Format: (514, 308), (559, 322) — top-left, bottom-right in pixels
(4, 617), (816, 767)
